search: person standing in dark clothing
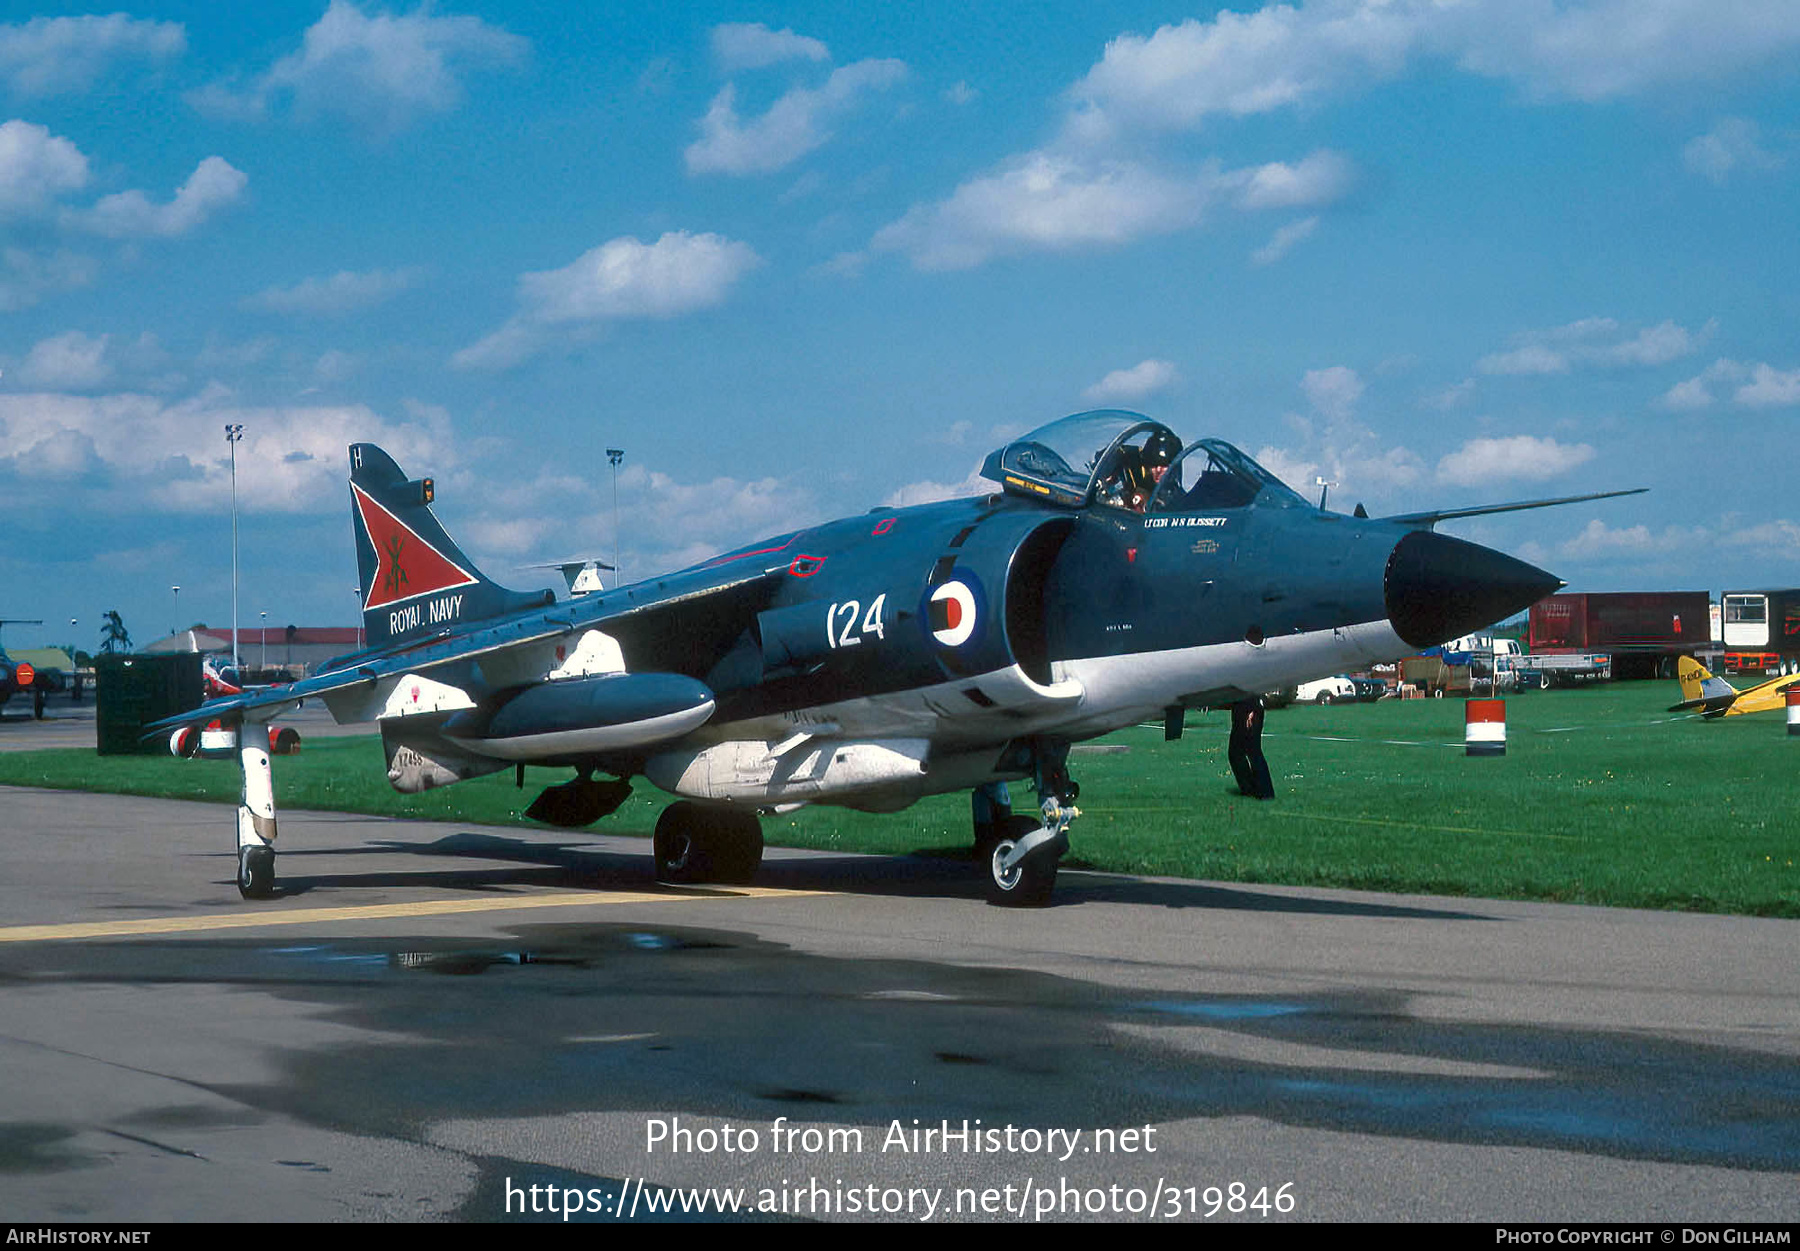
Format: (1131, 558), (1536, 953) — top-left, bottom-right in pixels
(1229, 697), (1275, 799)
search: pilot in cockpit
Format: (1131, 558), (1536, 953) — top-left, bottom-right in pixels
(1098, 430), (1182, 512)
(1138, 430), (1181, 508)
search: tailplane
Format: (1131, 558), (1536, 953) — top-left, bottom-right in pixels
(1668, 656), (1738, 718)
(349, 444), (553, 649)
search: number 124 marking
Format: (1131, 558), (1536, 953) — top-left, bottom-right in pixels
(827, 594), (886, 648)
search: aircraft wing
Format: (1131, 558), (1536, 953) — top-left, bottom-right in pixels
(1381, 488), (1646, 530)
(143, 561), (787, 738)
(1724, 672), (1800, 716)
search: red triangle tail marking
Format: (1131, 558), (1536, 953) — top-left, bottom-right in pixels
(353, 483), (478, 611)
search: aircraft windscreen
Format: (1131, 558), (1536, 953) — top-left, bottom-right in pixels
(1147, 439), (1309, 513)
(981, 411), (1178, 508)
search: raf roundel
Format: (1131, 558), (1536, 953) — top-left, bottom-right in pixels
(928, 578), (980, 647)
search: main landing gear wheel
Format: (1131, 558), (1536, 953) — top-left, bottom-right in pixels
(984, 814), (1059, 908)
(654, 801), (763, 885)
(237, 846), (275, 899)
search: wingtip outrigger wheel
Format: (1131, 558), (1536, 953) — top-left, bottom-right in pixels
(236, 728), (279, 899)
(653, 801), (763, 886)
(237, 845), (275, 899)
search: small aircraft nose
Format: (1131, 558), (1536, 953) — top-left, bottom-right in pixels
(1384, 530), (1562, 649)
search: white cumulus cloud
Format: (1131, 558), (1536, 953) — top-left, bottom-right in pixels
(1684, 117), (1783, 184)
(1478, 317), (1705, 374)
(0, 247), (97, 312)
(0, 388), (445, 513)
(1590, 319), (1704, 367)
(1657, 375), (1717, 411)
(872, 152), (1215, 271)
(686, 58), (907, 175)
(1477, 343), (1572, 376)
(71, 156), (246, 238)
(1255, 369), (1428, 511)
(245, 267), (424, 316)
(1654, 357), (1800, 409)
(1420, 378), (1476, 410)
(478, 460), (823, 582)
(191, 0), (526, 138)
(0, 120), (88, 216)
(0, 13), (185, 98)
(1436, 435), (1595, 486)
(1301, 365), (1364, 421)
(455, 231), (762, 370)
(1068, 0), (1800, 138)
(884, 467), (993, 509)
(1252, 216), (1319, 265)
(18, 330), (111, 390)
(1083, 359), (1180, 404)
(1735, 363), (1800, 408)
(710, 22), (830, 72)
(872, 3), (1800, 273)
(1555, 518), (1697, 560)
(1231, 150), (1356, 209)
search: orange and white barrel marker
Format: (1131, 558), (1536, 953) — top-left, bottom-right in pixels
(1787, 688), (1800, 737)
(1465, 699), (1506, 757)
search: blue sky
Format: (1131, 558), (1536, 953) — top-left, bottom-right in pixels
(2, 1), (1797, 653)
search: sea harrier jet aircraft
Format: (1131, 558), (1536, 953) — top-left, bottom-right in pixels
(153, 411), (1635, 904)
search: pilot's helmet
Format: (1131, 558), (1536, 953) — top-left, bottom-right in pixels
(1145, 430), (1181, 467)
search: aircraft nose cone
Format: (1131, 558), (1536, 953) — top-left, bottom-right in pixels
(1384, 530), (1562, 649)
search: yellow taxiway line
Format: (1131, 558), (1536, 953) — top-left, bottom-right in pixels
(0, 885), (823, 944)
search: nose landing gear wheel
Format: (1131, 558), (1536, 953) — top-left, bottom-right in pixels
(984, 815), (1059, 907)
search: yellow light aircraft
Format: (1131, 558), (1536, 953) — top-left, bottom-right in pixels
(1669, 656), (1800, 718)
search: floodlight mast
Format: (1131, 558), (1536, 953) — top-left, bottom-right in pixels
(607, 448), (624, 584)
(225, 424), (244, 667)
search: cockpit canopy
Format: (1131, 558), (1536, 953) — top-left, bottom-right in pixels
(979, 410), (1307, 513)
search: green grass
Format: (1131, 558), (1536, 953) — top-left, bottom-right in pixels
(3, 682), (1797, 916)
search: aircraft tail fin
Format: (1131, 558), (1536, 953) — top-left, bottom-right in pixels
(1668, 655), (1738, 717)
(348, 444), (554, 650)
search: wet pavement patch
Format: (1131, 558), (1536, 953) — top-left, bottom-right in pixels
(757, 1088), (843, 1105)
(118, 1103), (267, 1131)
(1133, 999), (1309, 1020)
(5, 923), (1798, 1172)
(0, 1124), (101, 1175)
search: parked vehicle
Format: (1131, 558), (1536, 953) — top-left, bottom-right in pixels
(1719, 589), (1800, 676)
(1296, 675), (1357, 704)
(1528, 591), (1708, 680)
(1399, 655), (1472, 697)
(1442, 635), (1520, 694)
(1514, 652), (1611, 689)
(1491, 652), (1520, 693)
